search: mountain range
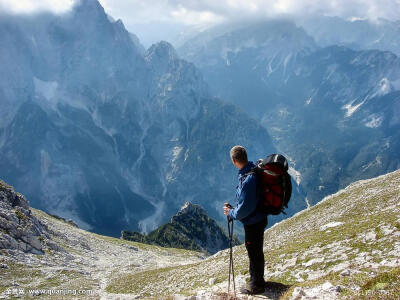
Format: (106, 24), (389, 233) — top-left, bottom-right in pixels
(0, 0), (284, 237)
(297, 16), (400, 56)
(1, 0), (399, 238)
(178, 19), (400, 206)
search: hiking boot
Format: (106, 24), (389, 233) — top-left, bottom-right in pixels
(240, 283), (265, 295)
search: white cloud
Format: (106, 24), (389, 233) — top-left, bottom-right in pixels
(0, 0), (74, 14)
(1, 0), (399, 22)
(170, 6), (226, 25)
(1, 0), (399, 46)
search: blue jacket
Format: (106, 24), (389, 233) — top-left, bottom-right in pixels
(228, 161), (268, 225)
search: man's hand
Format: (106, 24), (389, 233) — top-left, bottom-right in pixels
(223, 202), (232, 216)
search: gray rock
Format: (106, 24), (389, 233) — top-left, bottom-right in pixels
(3, 234), (18, 249)
(27, 236), (42, 250)
(11, 280), (19, 286)
(208, 278), (215, 285)
(80, 240), (90, 250)
(291, 287), (306, 299)
(66, 219), (78, 228)
(0, 180), (52, 255)
(0, 263), (8, 269)
(46, 240), (66, 253)
(30, 248), (44, 255)
(17, 240), (28, 252)
(127, 245), (138, 251)
(340, 269), (351, 276)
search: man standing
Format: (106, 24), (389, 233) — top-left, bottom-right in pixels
(223, 145), (268, 295)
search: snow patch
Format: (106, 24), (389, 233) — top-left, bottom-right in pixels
(362, 156), (382, 172)
(366, 77), (396, 100)
(343, 77), (398, 118)
(283, 53), (292, 74)
(364, 114), (383, 128)
(34, 77), (58, 101)
(342, 101), (364, 117)
(377, 78), (391, 96)
(91, 108), (117, 137)
(172, 146), (183, 162)
(288, 167), (301, 185)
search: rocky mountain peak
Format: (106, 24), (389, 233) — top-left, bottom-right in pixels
(74, 0), (105, 13)
(72, 0), (107, 22)
(122, 202), (240, 254)
(145, 41), (179, 65)
(176, 201), (202, 215)
(172, 202), (210, 223)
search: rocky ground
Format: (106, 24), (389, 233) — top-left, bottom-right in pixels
(1, 169), (400, 299)
(0, 180), (205, 299)
(104, 169), (400, 299)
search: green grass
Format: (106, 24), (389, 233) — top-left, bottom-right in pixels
(362, 267), (400, 292)
(0, 261), (98, 299)
(95, 232), (203, 257)
(32, 208), (203, 258)
(105, 170), (400, 298)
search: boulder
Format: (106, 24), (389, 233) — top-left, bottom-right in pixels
(0, 180), (58, 255)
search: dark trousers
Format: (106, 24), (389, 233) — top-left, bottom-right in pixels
(243, 218), (268, 287)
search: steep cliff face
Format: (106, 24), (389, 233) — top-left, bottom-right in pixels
(122, 202), (241, 254)
(0, 180), (64, 256)
(179, 20), (400, 207)
(0, 0), (279, 236)
(297, 16), (400, 56)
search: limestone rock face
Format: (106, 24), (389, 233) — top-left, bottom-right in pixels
(0, 0), (277, 237)
(0, 180), (63, 254)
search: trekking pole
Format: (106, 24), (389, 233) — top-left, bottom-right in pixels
(227, 216), (236, 298)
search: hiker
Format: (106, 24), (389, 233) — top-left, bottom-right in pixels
(223, 145), (268, 295)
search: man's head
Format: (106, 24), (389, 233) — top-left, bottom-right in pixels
(230, 145), (248, 169)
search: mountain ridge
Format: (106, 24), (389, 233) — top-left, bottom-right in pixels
(178, 20), (400, 208)
(121, 201), (241, 254)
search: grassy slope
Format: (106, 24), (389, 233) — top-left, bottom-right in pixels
(106, 169), (400, 299)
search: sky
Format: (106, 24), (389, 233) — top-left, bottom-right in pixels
(0, 0), (399, 46)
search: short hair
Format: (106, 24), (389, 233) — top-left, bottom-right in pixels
(230, 145), (248, 164)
